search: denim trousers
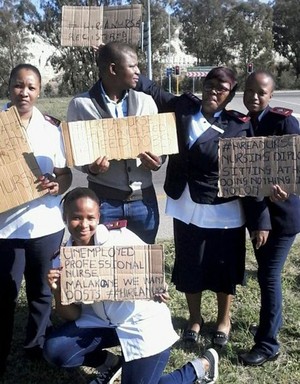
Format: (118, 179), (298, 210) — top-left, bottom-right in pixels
(0, 229), (64, 368)
(253, 232), (296, 356)
(43, 321), (200, 384)
(99, 197), (159, 244)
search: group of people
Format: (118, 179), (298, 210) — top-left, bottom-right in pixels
(0, 40), (299, 384)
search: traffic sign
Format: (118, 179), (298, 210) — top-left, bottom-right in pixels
(166, 67), (172, 76)
(186, 66), (214, 78)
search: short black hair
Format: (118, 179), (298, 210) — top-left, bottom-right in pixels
(96, 41), (136, 73)
(61, 187), (99, 222)
(204, 66), (238, 93)
(246, 70), (275, 91)
(9, 64), (42, 87)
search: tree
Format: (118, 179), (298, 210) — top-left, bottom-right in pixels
(0, 0), (39, 97)
(137, 0), (179, 80)
(35, 0), (175, 93)
(173, 0), (236, 66)
(36, 0), (100, 95)
(226, 0), (274, 80)
(273, 0), (300, 78)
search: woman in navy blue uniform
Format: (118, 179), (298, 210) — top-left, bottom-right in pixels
(136, 67), (271, 347)
(239, 70), (300, 366)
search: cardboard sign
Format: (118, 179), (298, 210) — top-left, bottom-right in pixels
(0, 107), (46, 213)
(61, 5), (142, 47)
(60, 244), (165, 304)
(61, 113), (178, 166)
(218, 135), (300, 197)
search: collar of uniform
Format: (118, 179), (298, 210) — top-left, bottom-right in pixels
(199, 106), (223, 119)
(248, 107), (267, 122)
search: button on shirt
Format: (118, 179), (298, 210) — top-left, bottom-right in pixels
(166, 108), (245, 229)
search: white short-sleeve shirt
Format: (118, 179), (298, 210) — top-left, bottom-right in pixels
(0, 106), (67, 239)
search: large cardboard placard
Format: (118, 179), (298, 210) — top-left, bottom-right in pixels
(0, 107), (46, 213)
(60, 244), (165, 304)
(61, 5), (142, 47)
(218, 135), (300, 197)
(61, 113), (178, 166)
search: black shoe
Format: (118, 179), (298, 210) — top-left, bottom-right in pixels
(24, 346), (43, 361)
(239, 348), (279, 366)
(182, 317), (204, 343)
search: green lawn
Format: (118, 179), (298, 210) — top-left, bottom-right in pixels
(1, 96), (300, 383)
(1, 239), (300, 384)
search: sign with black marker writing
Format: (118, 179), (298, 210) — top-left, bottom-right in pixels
(61, 113), (178, 166)
(218, 135), (300, 197)
(0, 106), (46, 213)
(60, 244), (165, 304)
(61, 5), (142, 47)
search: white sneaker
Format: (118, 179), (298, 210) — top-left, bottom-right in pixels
(199, 348), (219, 384)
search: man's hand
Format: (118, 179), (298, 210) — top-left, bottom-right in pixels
(88, 156), (110, 174)
(138, 151), (162, 171)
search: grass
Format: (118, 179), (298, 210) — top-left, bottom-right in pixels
(1, 97), (72, 122)
(1, 238), (300, 384)
(1, 96), (300, 382)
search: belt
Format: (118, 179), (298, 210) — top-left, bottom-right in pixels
(88, 182), (155, 202)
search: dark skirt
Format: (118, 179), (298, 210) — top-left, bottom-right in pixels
(171, 218), (246, 295)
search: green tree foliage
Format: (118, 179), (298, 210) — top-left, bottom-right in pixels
(35, 0), (174, 94)
(226, 0), (274, 82)
(173, 0), (236, 66)
(0, 0), (39, 97)
(36, 0), (102, 95)
(137, 0), (178, 79)
(273, 0), (300, 78)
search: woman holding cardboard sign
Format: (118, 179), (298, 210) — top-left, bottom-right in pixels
(0, 64), (72, 377)
(136, 67), (271, 347)
(44, 187), (219, 384)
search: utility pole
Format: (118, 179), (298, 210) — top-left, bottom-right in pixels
(147, 0), (152, 79)
(168, 12), (171, 92)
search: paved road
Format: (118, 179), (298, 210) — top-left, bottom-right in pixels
(70, 92), (300, 241)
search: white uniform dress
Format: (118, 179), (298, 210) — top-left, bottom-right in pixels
(0, 106), (67, 239)
(65, 224), (179, 362)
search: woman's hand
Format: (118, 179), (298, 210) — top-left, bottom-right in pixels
(270, 184), (289, 202)
(38, 173), (59, 195)
(47, 268), (62, 291)
(250, 230), (269, 249)
(153, 284), (169, 303)
(38, 166), (72, 196)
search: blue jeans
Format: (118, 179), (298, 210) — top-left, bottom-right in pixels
(252, 232), (296, 356)
(99, 197), (159, 244)
(0, 229), (64, 368)
(44, 322), (201, 384)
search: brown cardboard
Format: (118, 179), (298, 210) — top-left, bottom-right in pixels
(61, 5), (142, 47)
(0, 107), (47, 213)
(59, 244), (165, 304)
(218, 135), (300, 197)
(61, 113), (179, 166)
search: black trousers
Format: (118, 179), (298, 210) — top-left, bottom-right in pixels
(0, 229), (64, 370)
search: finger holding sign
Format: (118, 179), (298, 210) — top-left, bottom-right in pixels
(270, 184), (289, 202)
(47, 268), (62, 291)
